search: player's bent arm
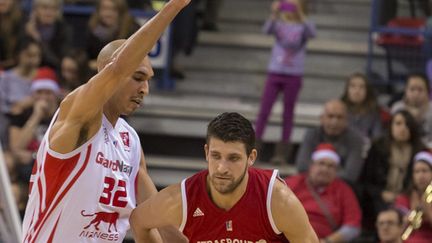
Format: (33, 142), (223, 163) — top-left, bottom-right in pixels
(136, 149), (158, 204)
(130, 184), (184, 243)
(271, 179), (319, 243)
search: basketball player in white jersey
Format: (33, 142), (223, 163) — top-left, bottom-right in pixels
(21, 0), (191, 242)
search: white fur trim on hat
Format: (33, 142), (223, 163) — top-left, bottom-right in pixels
(312, 150), (340, 164)
(31, 79), (60, 94)
(414, 151), (432, 167)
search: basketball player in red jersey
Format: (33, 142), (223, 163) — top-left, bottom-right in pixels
(21, 1), (190, 242)
(130, 112), (319, 243)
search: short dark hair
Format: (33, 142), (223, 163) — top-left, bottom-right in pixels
(206, 112), (255, 155)
(377, 206), (404, 225)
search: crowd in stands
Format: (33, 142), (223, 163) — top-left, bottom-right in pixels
(1, 0), (432, 242)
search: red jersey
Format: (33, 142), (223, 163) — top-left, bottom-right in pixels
(179, 168), (289, 243)
(22, 115), (141, 243)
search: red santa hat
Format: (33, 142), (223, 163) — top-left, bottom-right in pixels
(414, 150), (432, 167)
(31, 67), (60, 94)
(311, 143), (340, 164)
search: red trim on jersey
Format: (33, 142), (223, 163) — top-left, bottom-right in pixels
(28, 144), (92, 243)
(47, 214), (61, 243)
(37, 176), (43, 218)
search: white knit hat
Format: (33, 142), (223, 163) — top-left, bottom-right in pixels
(312, 143), (340, 164)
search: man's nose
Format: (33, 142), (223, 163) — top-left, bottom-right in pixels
(216, 160), (229, 174)
(139, 80), (149, 95)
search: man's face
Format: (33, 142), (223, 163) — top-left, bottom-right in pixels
(320, 102), (347, 136)
(376, 211), (403, 243)
(110, 57), (153, 116)
(34, 89), (57, 104)
(308, 158), (338, 187)
(205, 137), (256, 195)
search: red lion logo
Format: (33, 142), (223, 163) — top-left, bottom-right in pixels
(81, 210), (119, 233)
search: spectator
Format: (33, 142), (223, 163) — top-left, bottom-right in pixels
(394, 150), (432, 243)
(340, 72), (383, 141)
(85, 0), (140, 67)
(0, 38), (42, 147)
(24, 0), (73, 70)
(59, 49), (92, 96)
(375, 207), (404, 243)
(255, 0), (315, 164)
(8, 67), (60, 183)
(362, 110), (426, 226)
(295, 99), (365, 184)
(391, 73), (432, 146)
(286, 143), (362, 243)
(0, 0), (24, 69)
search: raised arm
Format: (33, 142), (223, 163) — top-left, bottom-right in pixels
(49, 0), (190, 154)
(130, 184), (185, 243)
(271, 179), (319, 243)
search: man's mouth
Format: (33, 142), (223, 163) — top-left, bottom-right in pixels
(131, 98), (142, 106)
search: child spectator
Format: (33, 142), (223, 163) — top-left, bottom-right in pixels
(255, 0), (315, 164)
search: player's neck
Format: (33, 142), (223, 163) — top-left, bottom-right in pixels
(207, 173), (249, 211)
(103, 109), (120, 128)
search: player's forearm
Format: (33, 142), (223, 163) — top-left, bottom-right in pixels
(112, 1), (187, 78)
(131, 228), (159, 243)
(130, 209), (157, 243)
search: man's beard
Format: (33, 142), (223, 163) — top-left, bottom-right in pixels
(211, 165), (248, 195)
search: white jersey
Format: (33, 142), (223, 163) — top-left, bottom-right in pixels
(22, 115), (141, 243)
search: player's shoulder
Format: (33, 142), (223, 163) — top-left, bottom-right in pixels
(271, 176), (297, 204)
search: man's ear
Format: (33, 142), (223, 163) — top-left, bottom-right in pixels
(248, 149), (257, 166)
